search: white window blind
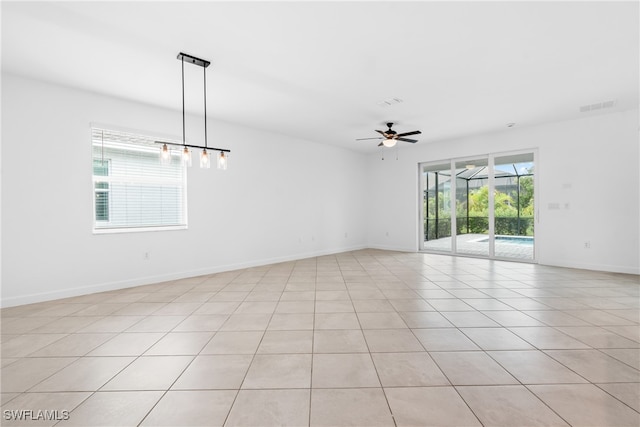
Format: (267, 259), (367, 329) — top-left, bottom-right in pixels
(91, 127), (187, 232)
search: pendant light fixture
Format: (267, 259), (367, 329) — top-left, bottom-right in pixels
(217, 151), (228, 170)
(200, 149), (211, 168)
(160, 143), (171, 165)
(182, 146), (192, 167)
(156, 52), (230, 168)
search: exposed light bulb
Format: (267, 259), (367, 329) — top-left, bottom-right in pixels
(217, 152), (228, 170)
(466, 164), (475, 170)
(182, 147), (192, 167)
(160, 144), (171, 165)
(382, 138), (396, 148)
(200, 149), (211, 168)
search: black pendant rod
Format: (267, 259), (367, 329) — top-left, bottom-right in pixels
(181, 56), (186, 146)
(155, 141), (230, 153)
(203, 60), (208, 150)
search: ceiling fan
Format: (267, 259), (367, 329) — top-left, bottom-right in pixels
(356, 122), (421, 147)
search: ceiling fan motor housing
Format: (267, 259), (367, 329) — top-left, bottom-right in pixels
(386, 123), (396, 137)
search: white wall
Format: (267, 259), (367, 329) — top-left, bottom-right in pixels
(3, 73), (638, 308)
(1, 74), (368, 307)
(367, 109), (640, 275)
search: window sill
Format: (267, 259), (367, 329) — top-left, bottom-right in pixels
(93, 225), (188, 235)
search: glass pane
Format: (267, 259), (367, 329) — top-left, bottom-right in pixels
(93, 159), (110, 222)
(95, 191), (109, 221)
(422, 163), (452, 252)
(455, 158), (489, 257)
(93, 159), (109, 176)
(494, 153), (534, 260)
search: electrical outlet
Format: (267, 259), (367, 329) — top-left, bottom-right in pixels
(584, 241), (591, 249)
(143, 251), (151, 260)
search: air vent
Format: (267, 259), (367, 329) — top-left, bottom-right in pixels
(377, 97), (403, 108)
(579, 99), (617, 113)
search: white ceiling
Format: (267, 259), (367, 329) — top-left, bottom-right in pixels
(2, 1), (638, 152)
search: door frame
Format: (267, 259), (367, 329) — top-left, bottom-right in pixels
(418, 149), (538, 262)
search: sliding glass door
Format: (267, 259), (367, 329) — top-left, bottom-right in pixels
(419, 151), (536, 261)
(493, 153), (535, 260)
(422, 163), (453, 253)
(455, 157), (490, 257)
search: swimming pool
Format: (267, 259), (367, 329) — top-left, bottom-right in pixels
(423, 233), (535, 260)
(475, 236), (534, 245)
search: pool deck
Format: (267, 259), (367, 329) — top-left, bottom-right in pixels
(423, 233), (534, 260)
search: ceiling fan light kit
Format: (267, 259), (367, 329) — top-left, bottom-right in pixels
(156, 52), (230, 169)
(382, 138), (396, 148)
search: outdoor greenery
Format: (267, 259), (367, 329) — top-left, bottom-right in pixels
(425, 170), (534, 240)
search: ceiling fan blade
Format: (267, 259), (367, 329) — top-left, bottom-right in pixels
(375, 130), (387, 137)
(356, 137), (383, 141)
(378, 142), (384, 147)
(397, 138), (418, 143)
(396, 130), (421, 137)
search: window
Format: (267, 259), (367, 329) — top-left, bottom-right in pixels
(91, 127), (187, 232)
(93, 159), (110, 222)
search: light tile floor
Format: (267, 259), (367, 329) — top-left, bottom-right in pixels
(1, 249), (639, 426)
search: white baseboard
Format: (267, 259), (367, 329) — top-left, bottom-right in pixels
(367, 244), (415, 253)
(540, 259), (640, 276)
(1, 244), (367, 308)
